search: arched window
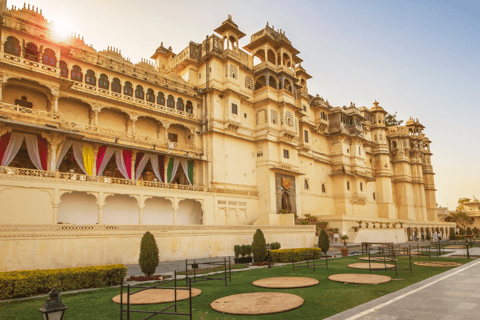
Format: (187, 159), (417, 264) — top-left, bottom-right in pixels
(186, 100), (193, 113)
(322, 184), (326, 193)
(167, 95), (175, 108)
(177, 98), (184, 111)
(71, 65), (83, 82)
(111, 78), (121, 93)
(99, 74), (109, 89)
(124, 81), (133, 96)
(304, 179), (309, 190)
(85, 70), (96, 85)
(347, 181), (350, 190)
(4, 36), (20, 56)
(360, 182), (363, 191)
(24, 42), (39, 61)
(59, 61), (68, 78)
(157, 92), (165, 105)
(135, 85), (144, 99)
(42, 48), (56, 67)
(146, 89), (155, 102)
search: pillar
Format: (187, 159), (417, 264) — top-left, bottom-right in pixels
(50, 87), (59, 114)
(0, 80), (3, 102)
(173, 208), (177, 225)
(98, 206), (103, 224)
(48, 142), (58, 171)
(131, 151), (137, 180)
(266, 71), (269, 86)
(164, 123), (170, 141)
(139, 207), (143, 225)
(53, 204), (58, 224)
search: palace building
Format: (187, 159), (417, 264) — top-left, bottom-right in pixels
(0, 2), (454, 271)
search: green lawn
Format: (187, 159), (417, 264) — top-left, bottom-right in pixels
(1, 256), (472, 320)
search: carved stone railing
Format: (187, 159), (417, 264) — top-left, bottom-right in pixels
(0, 101), (60, 121)
(0, 166), (259, 196)
(71, 82), (199, 122)
(59, 120), (202, 153)
(2, 52), (60, 76)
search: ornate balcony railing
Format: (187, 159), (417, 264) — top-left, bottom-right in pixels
(0, 101), (60, 121)
(1, 53), (60, 77)
(0, 166), (259, 196)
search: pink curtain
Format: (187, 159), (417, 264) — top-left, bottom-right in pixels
(0, 132), (11, 165)
(96, 146), (107, 175)
(38, 136), (48, 170)
(97, 146), (115, 176)
(123, 150), (132, 179)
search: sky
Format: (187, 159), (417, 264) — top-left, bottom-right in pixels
(10, 0), (480, 210)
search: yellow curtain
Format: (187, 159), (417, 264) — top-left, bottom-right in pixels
(83, 144), (94, 176)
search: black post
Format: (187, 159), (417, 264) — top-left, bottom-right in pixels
(193, 260), (196, 284)
(185, 259), (188, 287)
(293, 252), (295, 271)
(224, 258), (227, 287)
(189, 278), (193, 320)
(229, 257), (232, 282)
(174, 271), (177, 312)
(120, 282), (123, 320)
(466, 240), (470, 259)
(127, 284), (130, 320)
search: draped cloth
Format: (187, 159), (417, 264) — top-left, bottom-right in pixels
(55, 140), (73, 171)
(24, 133), (43, 171)
(83, 145), (94, 176)
(1, 132), (24, 167)
(166, 158), (191, 184)
(180, 159), (193, 185)
(96, 146), (132, 179)
(97, 146), (116, 176)
(167, 158), (181, 183)
(115, 149), (130, 179)
(0, 132), (11, 164)
(135, 153), (165, 182)
(72, 141), (87, 175)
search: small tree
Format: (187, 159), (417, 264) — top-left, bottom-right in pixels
(473, 227), (479, 235)
(234, 245), (241, 258)
(385, 112), (404, 127)
(467, 227), (473, 235)
(449, 198), (473, 230)
(318, 229), (330, 255)
(459, 228), (465, 235)
(449, 227), (456, 240)
(240, 245), (247, 257)
(139, 231), (159, 277)
(252, 229), (267, 262)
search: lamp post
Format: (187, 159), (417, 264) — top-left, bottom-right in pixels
(38, 288), (68, 320)
(266, 243), (272, 269)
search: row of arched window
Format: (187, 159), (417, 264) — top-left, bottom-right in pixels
(4, 36), (57, 67)
(60, 64), (193, 113)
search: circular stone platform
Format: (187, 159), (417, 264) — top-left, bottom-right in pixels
(252, 277), (319, 289)
(210, 292), (304, 315)
(112, 288), (202, 305)
(328, 273), (392, 285)
(347, 263), (396, 270)
(445, 245), (466, 249)
(414, 261), (462, 268)
(358, 257), (397, 262)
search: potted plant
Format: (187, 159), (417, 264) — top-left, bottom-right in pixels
(399, 222), (404, 228)
(356, 220), (362, 228)
(385, 222), (390, 228)
(341, 235), (349, 257)
(319, 221), (329, 229)
(316, 227), (320, 236)
(392, 222), (397, 228)
(365, 222), (369, 228)
(279, 209), (287, 215)
(353, 226), (359, 232)
(379, 222), (384, 228)
(294, 213), (299, 224)
(372, 222), (376, 228)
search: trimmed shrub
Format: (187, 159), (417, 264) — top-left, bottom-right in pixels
(270, 248), (322, 263)
(449, 227), (456, 240)
(252, 229), (267, 262)
(245, 244), (252, 256)
(473, 227), (479, 235)
(0, 264), (126, 299)
(467, 227), (473, 235)
(240, 245), (247, 257)
(234, 245), (241, 258)
(459, 228), (465, 235)
(139, 231), (159, 277)
(318, 229), (330, 254)
(270, 242), (281, 250)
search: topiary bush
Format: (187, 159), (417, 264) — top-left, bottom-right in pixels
(318, 229), (330, 255)
(473, 227), (479, 235)
(234, 245), (241, 258)
(459, 228), (465, 235)
(270, 242), (281, 250)
(252, 229), (267, 262)
(449, 227), (456, 240)
(240, 245), (247, 257)
(139, 231), (159, 277)
(467, 227), (472, 235)
(270, 248), (322, 263)
(245, 244), (252, 257)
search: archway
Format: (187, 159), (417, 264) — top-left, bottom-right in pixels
(143, 197), (173, 225)
(281, 192), (290, 213)
(58, 191), (98, 225)
(177, 199), (202, 225)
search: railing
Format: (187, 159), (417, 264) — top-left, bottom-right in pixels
(72, 82), (198, 122)
(2, 52), (60, 76)
(59, 120), (202, 153)
(0, 101), (60, 120)
(0, 166), (259, 196)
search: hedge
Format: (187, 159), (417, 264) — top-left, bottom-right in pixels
(0, 264), (127, 299)
(270, 248), (323, 263)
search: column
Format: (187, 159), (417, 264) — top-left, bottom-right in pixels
(53, 204), (59, 224)
(173, 199), (178, 225)
(98, 191), (104, 225)
(51, 87), (59, 114)
(98, 206), (103, 225)
(91, 104), (102, 127)
(266, 71), (269, 86)
(281, 75), (285, 89)
(131, 151), (137, 180)
(48, 142), (58, 171)
(129, 114), (138, 134)
(0, 80), (3, 102)
(139, 207), (143, 225)
(164, 123), (170, 141)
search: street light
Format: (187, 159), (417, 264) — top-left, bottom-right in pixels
(38, 288), (68, 320)
(266, 243), (272, 269)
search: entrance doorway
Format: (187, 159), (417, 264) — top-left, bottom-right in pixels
(281, 192), (290, 213)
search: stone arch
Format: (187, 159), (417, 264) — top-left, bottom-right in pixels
(177, 199), (203, 225)
(135, 115), (163, 139)
(227, 208), (237, 225)
(143, 197), (174, 225)
(252, 49), (265, 66)
(97, 107), (129, 132)
(58, 191), (98, 225)
(3, 77), (52, 112)
(268, 75), (278, 89)
(237, 209), (247, 225)
(254, 75), (266, 90)
(167, 123), (191, 145)
(103, 194), (139, 225)
(58, 97), (91, 124)
(267, 49), (276, 64)
(217, 208), (227, 225)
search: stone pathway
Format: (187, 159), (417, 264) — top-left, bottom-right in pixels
(325, 247), (480, 320)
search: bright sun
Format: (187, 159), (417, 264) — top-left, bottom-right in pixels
(52, 16), (73, 39)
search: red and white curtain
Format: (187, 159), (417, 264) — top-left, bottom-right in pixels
(96, 146), (132, 179)
(0, 132), (48, 170)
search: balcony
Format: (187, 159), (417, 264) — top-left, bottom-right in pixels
(71, 82), (200, 123)
(252, 61), (295, 77)
(1, 53), (60, 77)
(0, 166), (259, 197)
(0, 101), (60, 122)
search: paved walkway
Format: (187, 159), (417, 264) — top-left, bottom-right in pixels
(326, 247), (480, 320)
